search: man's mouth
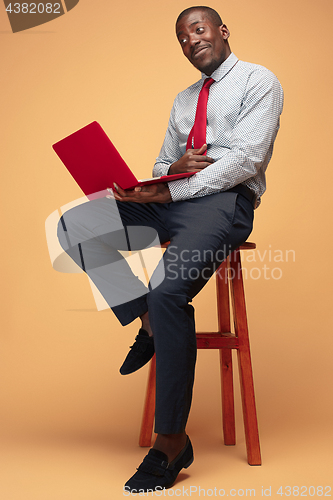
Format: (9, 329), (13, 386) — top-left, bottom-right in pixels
(192, 46), (210, 58)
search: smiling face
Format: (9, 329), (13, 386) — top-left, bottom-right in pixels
(176, 9), (231, 75)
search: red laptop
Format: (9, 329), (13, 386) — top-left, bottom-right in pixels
(52, 121), (195, 199)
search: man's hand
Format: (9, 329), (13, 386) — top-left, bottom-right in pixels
(111, 182), (172, 204)
(168, 144), (214, 175)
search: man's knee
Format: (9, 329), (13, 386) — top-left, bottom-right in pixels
(56, 204), (78, 246)
(56, 203), (92, 251)
(147, 284), (189, 312)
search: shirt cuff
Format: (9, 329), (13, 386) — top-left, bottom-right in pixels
(153, 163), (170, 177)
(167, 178), (192, 202)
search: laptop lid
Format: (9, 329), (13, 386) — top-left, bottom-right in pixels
(52, 121), (195, 197)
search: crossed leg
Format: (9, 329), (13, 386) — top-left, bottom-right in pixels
(57, 191), (254, 462)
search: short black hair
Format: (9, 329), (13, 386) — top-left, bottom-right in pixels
(176, 6), (223, 27)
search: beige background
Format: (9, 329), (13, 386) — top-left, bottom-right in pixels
(1, 0), (333, 498)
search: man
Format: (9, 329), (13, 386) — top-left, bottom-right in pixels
(57, 6), (283, 492)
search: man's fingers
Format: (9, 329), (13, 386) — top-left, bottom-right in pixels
(195, 144), (207, 155)
(185, 144), (207, 155)
(113, 183), (127, 196)
(187, 155), (214, 164)
(112, 183), (171, 204)
(113, 183), (158, 202)
(188, 161), (214, 171)
(190, 155), (214, 162)
(112, 183), (137, 201)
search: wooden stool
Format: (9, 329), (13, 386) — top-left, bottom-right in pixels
(139, 242), (261, 466)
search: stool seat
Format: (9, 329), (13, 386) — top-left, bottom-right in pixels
(139, 241), (261, 466)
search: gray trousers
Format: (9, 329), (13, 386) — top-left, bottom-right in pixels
(57, 190), (254, 434)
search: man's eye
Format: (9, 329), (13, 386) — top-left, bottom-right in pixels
(180, 38), (187, 44)
(197, 27), (204, 33)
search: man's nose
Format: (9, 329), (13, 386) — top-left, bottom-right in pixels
(189, 33), (201, 46)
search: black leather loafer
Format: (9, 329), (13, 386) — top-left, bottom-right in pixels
(119, 329), (155, 375)
(124, 436), (194, 492)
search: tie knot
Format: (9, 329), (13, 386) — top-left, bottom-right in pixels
(203, 77), (214, 88)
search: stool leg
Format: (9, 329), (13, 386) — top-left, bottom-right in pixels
(229, 250), (261, 465)
(220, 349), (236, 445)
(216, 259), (236, 445)
(139, 355), (156, 447)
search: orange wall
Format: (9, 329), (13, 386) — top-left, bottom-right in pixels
(1, 0), (332, 449)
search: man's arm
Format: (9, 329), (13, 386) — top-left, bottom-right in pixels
(156, 68), (284, 203)
(151, 101), (214, 177)
(168, 144), (214, 174)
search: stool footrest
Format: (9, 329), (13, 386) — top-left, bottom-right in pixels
(196, 332), (239, 349)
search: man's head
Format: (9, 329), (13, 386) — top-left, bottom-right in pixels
(175, 6), (231, 76)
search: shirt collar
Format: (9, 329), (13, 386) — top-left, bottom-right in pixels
(201, 52), (239, 82)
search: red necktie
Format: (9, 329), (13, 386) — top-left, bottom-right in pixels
(186, 77), (214, 154)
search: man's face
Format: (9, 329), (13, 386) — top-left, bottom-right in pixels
(176, 10), (231, 75)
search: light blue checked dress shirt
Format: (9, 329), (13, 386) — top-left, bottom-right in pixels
(153, 53), (284, 208)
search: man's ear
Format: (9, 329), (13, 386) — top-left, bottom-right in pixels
(219, 24), (230, 40)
